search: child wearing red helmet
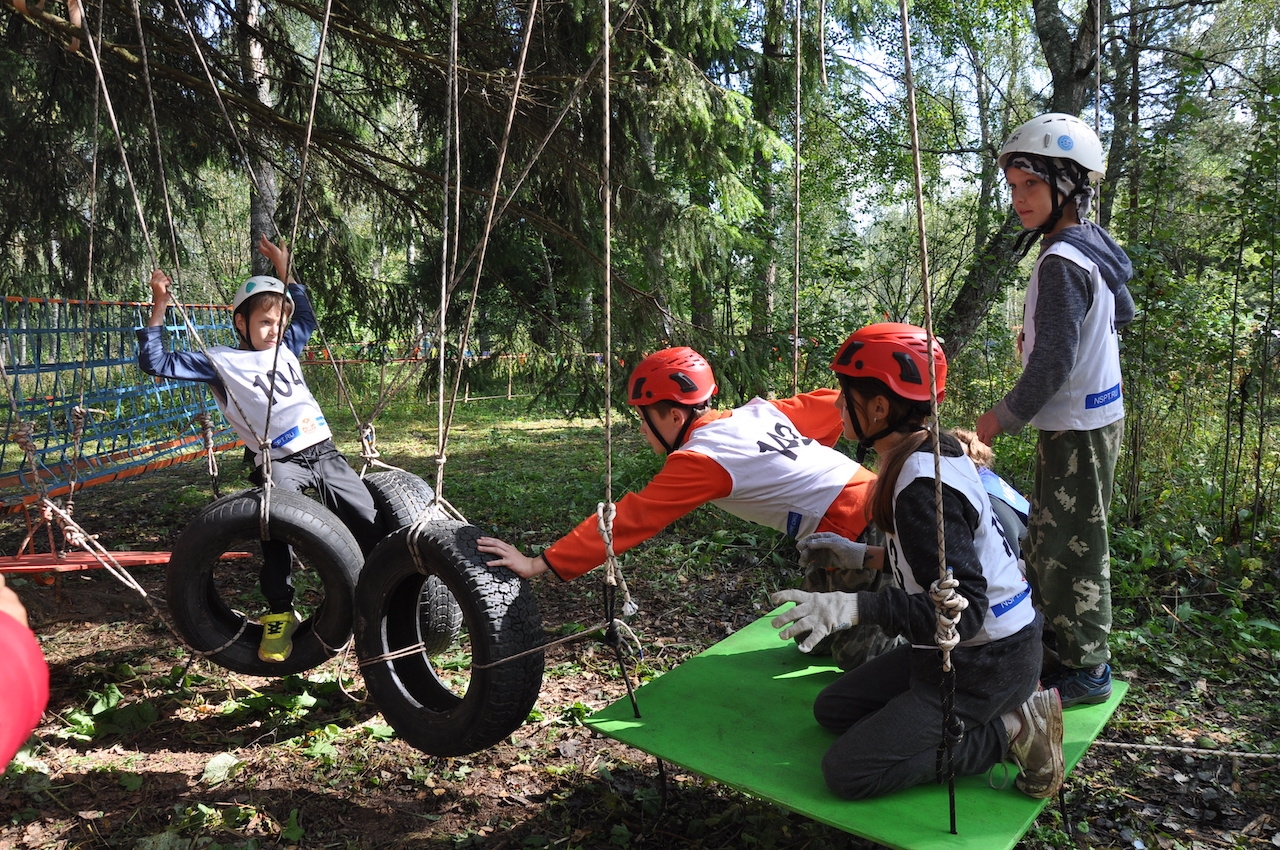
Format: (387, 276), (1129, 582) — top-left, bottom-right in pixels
(477, 346), (899, 667)
(771, 323), (1063, 801)
(137, 235), (383, 664)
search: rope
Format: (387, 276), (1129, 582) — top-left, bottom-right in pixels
(196, 412), (221, 497)
(898, 0), (962, 832)
(80, 0), (265, 494)
(433, 0), (460, 506)
(596, 2), (642, 721)
(1091, 741), (1280, 760)
(66, 49), (105, 513)
(362, 1), (644, 433)
(437, 0), (541, 508)
(791, 0), (802, 396)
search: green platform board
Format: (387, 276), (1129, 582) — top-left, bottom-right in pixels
(586, 611), (1126, 850)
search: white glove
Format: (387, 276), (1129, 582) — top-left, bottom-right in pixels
(769, 589), (860, 653)
(797, 532), (867, 571)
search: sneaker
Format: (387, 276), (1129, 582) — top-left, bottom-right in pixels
(258, 611), (301, 662)
(1045, 663), (1112, 708)
(1008, 688), (1065, 799)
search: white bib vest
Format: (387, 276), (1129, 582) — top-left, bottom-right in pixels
(207, 345), (332, 465)
(888, 452), (1034, 646)
(1023, 241), (1125, 431)
(681, 398), (858, 539)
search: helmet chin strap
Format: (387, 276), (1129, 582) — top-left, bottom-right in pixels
(840, 385), (930, 461)
(841, 385), (893, 461)
(1013, 158), (1084, 259)
(641, 406), (696, 455)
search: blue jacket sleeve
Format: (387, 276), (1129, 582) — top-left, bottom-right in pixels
(135, 326), (220, 383)
(285, 282), (316, 357)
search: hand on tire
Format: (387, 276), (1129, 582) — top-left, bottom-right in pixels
(476, 537), (549, 578)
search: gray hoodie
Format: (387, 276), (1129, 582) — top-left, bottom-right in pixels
(994, 222), (1135, 433)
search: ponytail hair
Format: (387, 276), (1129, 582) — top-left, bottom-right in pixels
(840, 375), (933, 531)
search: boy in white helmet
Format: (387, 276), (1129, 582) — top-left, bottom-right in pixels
(975, 113), (1136, 708)
(137, 235), (382, 663)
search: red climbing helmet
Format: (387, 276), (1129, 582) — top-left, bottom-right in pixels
(831, 323), (947, 402)
(627, 347), (718, 407)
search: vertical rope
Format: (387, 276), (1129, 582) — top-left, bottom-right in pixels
(899, 0), (962, 834)
(440, 0), (541, 475)
(129, 0), (182, 277)
(791, 0), (802, 396)
(598, 0), (638, 719)
(435, 0), (460, 503)
(603, 0), (613, 517)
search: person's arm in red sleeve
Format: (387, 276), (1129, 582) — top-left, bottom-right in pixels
(0, 579), (49, 770)
(541, 450), (734, 580)
(769, 389), (844, 447)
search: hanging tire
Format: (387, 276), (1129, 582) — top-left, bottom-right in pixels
(166, 487), (364, 676)
(355, 520), (545, 756)
(361, 469), (462, 656)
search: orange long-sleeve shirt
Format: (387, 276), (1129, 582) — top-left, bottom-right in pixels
(541, 389), (875, 580)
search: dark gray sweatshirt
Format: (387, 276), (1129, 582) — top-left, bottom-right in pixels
(993, 222), (1135, 433)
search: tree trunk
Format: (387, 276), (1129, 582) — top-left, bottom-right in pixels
(1031, 0), (1101, 115)
(242, 0), (278, 276)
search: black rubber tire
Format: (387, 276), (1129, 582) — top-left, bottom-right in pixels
(355, 520), (545, 756)
(166, 487), (364, 676)
(362, 469), (446, 527)
(362, 470), (463, 656)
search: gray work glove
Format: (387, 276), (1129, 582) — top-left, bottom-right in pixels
(770, 589), (860, 653)
(797, 532), (868, 571)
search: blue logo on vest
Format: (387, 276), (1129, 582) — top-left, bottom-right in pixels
(992, 584), (1030, 617)
(271, 415), (327, 448)
(786, 511), (802, 538)
(1085, 383), (1122, 410)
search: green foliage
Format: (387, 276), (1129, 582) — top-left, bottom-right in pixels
(55, 685), (159, 742)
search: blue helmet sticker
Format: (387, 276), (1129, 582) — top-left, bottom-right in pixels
(1056, 135), (1074, 152)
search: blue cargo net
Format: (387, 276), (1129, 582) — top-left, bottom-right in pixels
(1, 296), (242, 514)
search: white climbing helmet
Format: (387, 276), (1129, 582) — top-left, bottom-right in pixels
(998, 113), (1106, 182)
(232, 275), (292, 316)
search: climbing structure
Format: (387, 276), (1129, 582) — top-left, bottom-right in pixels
(0, 294), (240, 515)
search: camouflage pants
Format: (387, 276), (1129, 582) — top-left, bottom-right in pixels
(798, 525), (904, 670)
(1026, 420), (1123, 669)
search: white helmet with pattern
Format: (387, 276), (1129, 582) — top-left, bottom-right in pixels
(232, 275), (291, 316)
(998, 113), (1105, 181)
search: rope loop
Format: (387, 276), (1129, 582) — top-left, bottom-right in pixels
(359, 422), (379, 462)
(929, 570), (968, 669)
(14, 419), (37, 456)
(596, 500), (637, 617)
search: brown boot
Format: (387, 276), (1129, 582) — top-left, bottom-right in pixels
(1008, 688), (1065, 798)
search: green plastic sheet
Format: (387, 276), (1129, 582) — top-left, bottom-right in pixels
(587, 610), (1126, 850)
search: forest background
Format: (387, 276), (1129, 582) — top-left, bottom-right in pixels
(1, 0), (1279, 844)
(4, 0), (1279, 654)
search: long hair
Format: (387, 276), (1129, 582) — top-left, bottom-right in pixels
(840, 375), (934, 531)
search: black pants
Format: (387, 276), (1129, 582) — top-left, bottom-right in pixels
(251, 440), (383, 613)
(813, 613), (1043, 800)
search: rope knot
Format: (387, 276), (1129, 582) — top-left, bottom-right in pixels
(929, 571), (968, 661)
(360, 422), (380, 460)
(14, 420), (36, 455)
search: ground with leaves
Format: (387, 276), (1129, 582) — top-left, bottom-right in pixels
(2, 402), (1278, 849)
